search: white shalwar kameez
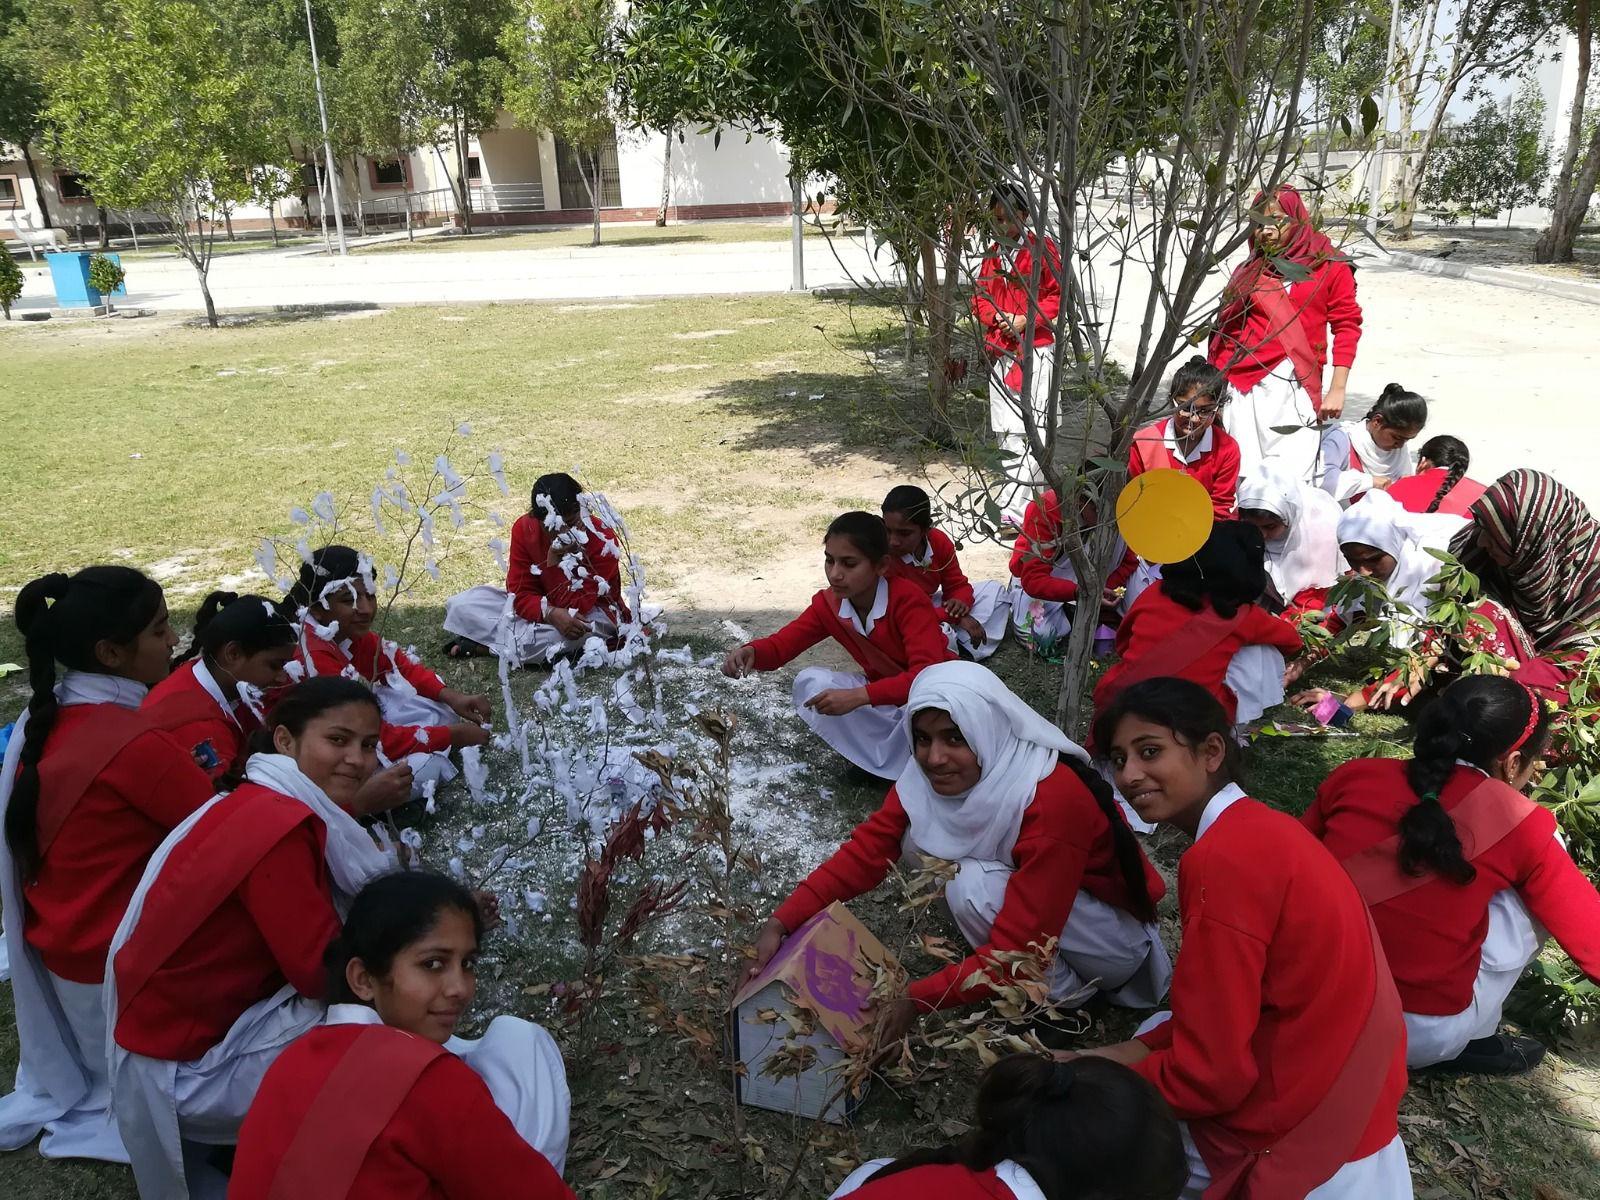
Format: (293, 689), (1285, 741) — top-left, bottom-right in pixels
(1223, 360), (1323, 484)
(989, 344), (1059, 521)
(105, 754), (395, 1200)
(0, 671), (149, 1164)
(938, 578), (1011, 662)
(443, 583), (619, 667)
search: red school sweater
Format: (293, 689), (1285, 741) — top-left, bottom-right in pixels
(230, 1025), (574, 1200)
(112, 783), (341, 1061)
(746, 577), (955, 707)
(1092, 588), (1303, 723)
(1387, 468), (1489, 519)
(1127, 418), (1241, 520)
(773, 764), (1165, 1011)
(971, 235), (1061, 366)
(1208, 258), (1363, 394)
(847, 1163), (1023, 1199)
(1134, 799), (1406, 1168)
(23, 704), (216, 984)
(1305, 759), (1600, 1015)
(885, 528), (977, 624)
(506, 511), (626, 624)
(291, 629), (452, 763)
(144, 658), (256, 784)
(1008, 490), (1140, 604)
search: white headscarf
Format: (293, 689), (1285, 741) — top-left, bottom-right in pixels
(1238, 467), (1343, 602)
(241, 753), (394, 902)
(1345, 420), (1415, 485)
(896, 662), (1089, 864)
(1336, 492), (1468, 643)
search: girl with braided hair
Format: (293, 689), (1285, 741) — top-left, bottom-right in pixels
(1305, 675), (1600, 1073)
(746, 661), (1170, 1048)
(830, 1053), (1186, 1199)
(0, 567), (215, 1162)
(1387, 435), (1486, 518)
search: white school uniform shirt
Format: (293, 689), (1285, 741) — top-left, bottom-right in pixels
(1165, 421), (1214, 464)
(1194, 782), (1249, 841)
(838, 578), (890, 636)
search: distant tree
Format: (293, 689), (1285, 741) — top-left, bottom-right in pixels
(1423, 105), (1508, 223)
(1305, 0), (1388, 212)
(249, 164), (296, 247)
(0, 246), (23, 318)
(1499, 79), (1551, 223)
(502, 0), (618, 247)
(0, 0), (54, 230)
(44, 0), (290, 325)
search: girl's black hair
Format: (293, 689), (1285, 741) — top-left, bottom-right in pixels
(1369, 383), (1428, 432)
(882, 484), (934, 529)
(1416, 434), (1470, 514)
(1401, 675), (1553, 885)
(280, 544), (365, 617)
(182, 591), (297, 666)
(1168, 355), (1227, 408)
(6, 566), (164, 879)
(863, 1054), (1186, 1200)
(324, 870), (485, 1002)
(1059, 756), (1158, 923)
(989, 182), (1029, 216)
(1092, 677), (1244, 788)
(530, 472), (583, 522)
(825, 511), (891, 562)
(1159, 521), (1267, 620)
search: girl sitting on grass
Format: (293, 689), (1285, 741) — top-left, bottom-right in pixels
(1319, 383), (1426, 504)
(722, 511), (953, 779)
(230, 870), (573, 1200)
(882, 484), (1010, 661)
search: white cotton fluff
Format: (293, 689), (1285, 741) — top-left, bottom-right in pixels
(448, 856), (465, 880)
(523, 889), (547, 914)
(311, 492), (336, 523)
(290, 506), (310, 525)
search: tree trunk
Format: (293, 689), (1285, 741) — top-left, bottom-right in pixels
(95, 204), (111, 249)
(454, 113), (474, 236)
(1542, 129), (1600, 262)
(581, 151), (601, 247)
(1537, 1), (1594, 263)
(197, 263), (218, 327)
(268, 200), (279, 247)
(656, 130), (673, 226)
(20, 145), (53, 230)
(223, 204), (236, 242)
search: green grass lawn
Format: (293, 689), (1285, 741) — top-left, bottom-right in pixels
(1, 297), (1596, 1198)
(350, 218), (836, 255)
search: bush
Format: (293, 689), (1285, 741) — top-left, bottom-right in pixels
(0, 249), (22, 319)
(87, 252), (126, 312)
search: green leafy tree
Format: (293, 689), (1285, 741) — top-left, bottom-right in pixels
(87, 250), (123, 313)
(502, 0), (617, 246)
(1304, 0), (1388, 211)
(0, 0), (54, 231)
(1499, 79), (1551, 222)
(1424, 82), (1549, 225)
(1537, 0), (1598, 262)
(44, 0), (291, 325)
(0, 247), (23, 318)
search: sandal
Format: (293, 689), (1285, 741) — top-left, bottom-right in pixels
(441, 637), (491, 660)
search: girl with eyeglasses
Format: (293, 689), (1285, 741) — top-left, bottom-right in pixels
(1128, 357), (1241, 520)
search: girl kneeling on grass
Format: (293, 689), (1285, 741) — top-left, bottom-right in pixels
(882, 484), (1010, 661)
(1237, 465), (1343, 616)
(747, 662), (1170, 1047)
(1304, 675), (1600, 1074)
(282, 545), (490, 799)
(1318, 384), (1426, 504)
(443, 472), (631, 666)
(1007, 489), (1145, 658)
(830, 1053), (1186, 1200)
(1081, 679), (1411, 1200)
(230, 870), (573, 1200)
(0, 567), (216, 1164)
(723, 511), (954, 779)
(107, 677), (398, 1200)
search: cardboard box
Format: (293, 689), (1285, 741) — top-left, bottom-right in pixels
(730, 901), (899, 1124)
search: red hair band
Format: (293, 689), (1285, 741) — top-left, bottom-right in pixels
(1509, 684), (1543, 754)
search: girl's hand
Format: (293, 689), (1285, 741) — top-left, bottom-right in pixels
(868, 996), (920, 1047)
(1291, 687), (1331, 710)
(722, 645), (757, 679)
(1319, 385), (1346, 421)
(449, 722), (491, 750)
(351, 762), (413, 816)
(545, 536), (574, 569)
(943, 598), (971, 620)
(548, 608), (591, 641)
(442, 689), (492, 723)
(745, 917), (788, 981)
(958, 615), (986, 646)
(804, 687), (870, 717)
(1282, 657), (1309, 688)
(1077, 1039), (1151, 1067)
(1366, 657), (1432, 710)
(473, 889), (502, 932)
(1370, 474), (1394, 491)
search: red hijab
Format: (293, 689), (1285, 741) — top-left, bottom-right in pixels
(1219, 186), (1342, 324)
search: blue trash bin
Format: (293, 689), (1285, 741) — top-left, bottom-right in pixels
(45, 250), (128, 308)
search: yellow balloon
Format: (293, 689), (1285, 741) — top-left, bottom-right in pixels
(1115, 468), (1214, 564)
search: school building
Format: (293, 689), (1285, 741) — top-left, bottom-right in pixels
(1, 114), (799, 244)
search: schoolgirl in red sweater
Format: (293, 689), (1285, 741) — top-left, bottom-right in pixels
(443, 471), (632, 665)
(231, 871), (572, 1200)
(1386, 435), (1485, 518)
(1008, 490), (1144, 657)
(1082, 679), (1411, 1199)
(1093, 522), (1302, 729)
(0, 566), (215, 1164)
(749, 662), (1169, 1043)
(882, 484), (1009, 661)
(723, 511), (953, 778)
(829, 1054), (1185, 1200)
(281, 545), (490, 798)
(1127, 357), (1241, 520)
(108, 677), (396, 1200)
(1305, 676), (1600, 1074)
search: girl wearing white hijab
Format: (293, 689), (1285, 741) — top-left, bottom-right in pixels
(747, 662), (1171, 1043)
(105, 677), (397, 1200)
(1237, 467), (1344, 612)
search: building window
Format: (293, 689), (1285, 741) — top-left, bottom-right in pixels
(554, 131), (622, 209)
(0, 176), (18, 205)
(57, 172), (93, 202)
(466, 155), (482, 182)
(299, 161), (326, 191)
(370, 158), (408, 188)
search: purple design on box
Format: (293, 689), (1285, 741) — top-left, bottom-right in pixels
(804, 931), (868, 1016)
